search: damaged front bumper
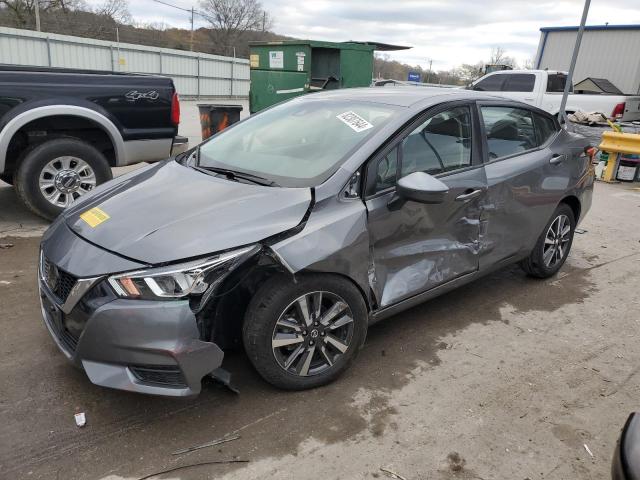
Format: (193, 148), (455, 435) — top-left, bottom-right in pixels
(38, 224), (224, 397)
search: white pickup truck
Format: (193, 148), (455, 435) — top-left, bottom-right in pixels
(470, 70), (640, 122)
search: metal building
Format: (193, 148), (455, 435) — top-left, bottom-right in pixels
(534, 25), (640, 94)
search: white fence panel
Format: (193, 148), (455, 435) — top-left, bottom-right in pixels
(0, 26), (249, 98)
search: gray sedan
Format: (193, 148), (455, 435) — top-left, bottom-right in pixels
(38, 88), (594, 395)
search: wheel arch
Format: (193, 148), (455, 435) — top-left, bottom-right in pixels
(560, 195), (581, 223)
(0, 105), (125, 173)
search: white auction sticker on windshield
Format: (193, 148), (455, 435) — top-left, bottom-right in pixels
(336, 111), (374, 133)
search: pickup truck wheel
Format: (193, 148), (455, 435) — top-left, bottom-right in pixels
(520, 203), (575, 278)
(14, 138), (112, 220)
(243, 274), (368, 390)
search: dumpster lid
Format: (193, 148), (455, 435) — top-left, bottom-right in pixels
(346, 41), (411, 51)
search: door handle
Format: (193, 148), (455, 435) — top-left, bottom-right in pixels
(455, 189), (483, 201)
(524, 97), (534, 101)
(549, 154), (566, 165)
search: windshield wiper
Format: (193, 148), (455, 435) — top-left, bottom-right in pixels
(194, 165), (280, 187)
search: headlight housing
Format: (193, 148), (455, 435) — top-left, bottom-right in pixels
(108, 246), (257, 300)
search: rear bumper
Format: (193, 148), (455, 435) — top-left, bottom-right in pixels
(171, 135), (189, 156)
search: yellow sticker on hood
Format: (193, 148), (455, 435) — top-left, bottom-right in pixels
(80, 207), (110, 228)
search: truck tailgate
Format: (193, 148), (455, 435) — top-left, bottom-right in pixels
(623, 97), (640, 122)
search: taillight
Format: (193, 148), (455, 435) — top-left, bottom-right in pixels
(611, 102), (625, 119)
(171, 92), (180, 126)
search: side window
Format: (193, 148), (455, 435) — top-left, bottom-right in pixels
(401, 106), (472, 177)
(533, 112), (559, 145)
(473, 74), (505, 91)
(546, 73), (571, 93)
(372, 147), (398, 193)
(481, 106), (537, 160)
(502, 74), (536, 92)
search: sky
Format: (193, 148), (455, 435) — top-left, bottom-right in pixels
(95, 0), (640, 70)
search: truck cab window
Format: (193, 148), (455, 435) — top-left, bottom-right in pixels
(502, 74), (536, 92)
(472, 74), (505, 91)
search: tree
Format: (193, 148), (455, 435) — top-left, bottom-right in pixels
(199, 0), (271, 53)
(94, 0), (130, 24)
(0, 0), (84, 27)
(488, 46), (517, 68)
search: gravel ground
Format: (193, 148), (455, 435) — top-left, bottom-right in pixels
(0, 181), (639, 480)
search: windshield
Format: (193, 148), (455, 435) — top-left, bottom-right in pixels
(197, 98), (399, 187)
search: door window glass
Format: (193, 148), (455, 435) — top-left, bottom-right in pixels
(372, 147), (398, 193)
(472, 74), (506, 91)
(502, 74), (536, 92)
(481, 106), (537, 159)
(533, 113), (559, 145)
(400, 106), (472, 177)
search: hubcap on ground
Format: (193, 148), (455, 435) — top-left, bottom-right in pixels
(271, 291), (354, 377)
(39, 156), (96, 208)
(543, 214), (571, 267)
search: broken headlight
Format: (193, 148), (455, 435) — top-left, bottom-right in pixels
(107, 246), (257, 300)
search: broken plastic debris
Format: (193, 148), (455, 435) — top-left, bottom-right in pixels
(74, 412), (86, 427)
(584, 444), (594, 457)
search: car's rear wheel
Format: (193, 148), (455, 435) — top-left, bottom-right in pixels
(243, 274), (368, 390)
(520, 203), (576, 278)
(14, 138), (112, 220)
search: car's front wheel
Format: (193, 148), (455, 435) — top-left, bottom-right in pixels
(243, 274), (368, 390)
(521, 203), (576, 278)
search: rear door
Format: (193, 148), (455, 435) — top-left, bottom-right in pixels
(364, 101), (487, 307)
(477, 102), (574, 268)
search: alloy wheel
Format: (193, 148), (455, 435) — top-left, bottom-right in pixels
(39, 156), (97, 208)
(271, 291), (354, 377)
(543, 214), (571, 268)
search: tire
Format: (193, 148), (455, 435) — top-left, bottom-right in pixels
(243, 274), (368, 390)
(520, 203), (576, 278)
(14, 138), (112, 220)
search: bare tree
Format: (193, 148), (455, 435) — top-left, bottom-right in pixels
(199, 0), (271, 53)
(0, 0), (84, 26)
(94, 0), (130, 24)
(488, 46), (517, 68)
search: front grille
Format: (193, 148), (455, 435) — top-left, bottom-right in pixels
(129, 365), (187, 388)
(42, 256), (77, 303)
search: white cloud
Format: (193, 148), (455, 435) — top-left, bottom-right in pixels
(92, 0), (640, 69)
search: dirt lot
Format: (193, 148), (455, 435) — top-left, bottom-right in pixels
(0, 181), (639, 480)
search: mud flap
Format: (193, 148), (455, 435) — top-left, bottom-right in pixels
(209, 367), (240, 394)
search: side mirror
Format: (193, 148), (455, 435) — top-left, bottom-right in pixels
(396, 171), (449, 204)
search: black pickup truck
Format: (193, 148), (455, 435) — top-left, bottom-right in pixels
(0, 66), (185, 219)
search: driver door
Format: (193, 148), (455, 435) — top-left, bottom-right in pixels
(364, 102), (487, 308)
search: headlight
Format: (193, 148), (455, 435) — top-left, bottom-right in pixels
(108, 246), (257, 300)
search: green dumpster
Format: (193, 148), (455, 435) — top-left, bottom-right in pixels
(248, 40), (409, 113)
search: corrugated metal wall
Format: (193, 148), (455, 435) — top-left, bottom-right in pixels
(0, 26), (250, 98)
(535, 28), (640, 94)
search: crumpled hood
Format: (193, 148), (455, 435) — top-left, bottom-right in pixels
(64, 161), (312, 264)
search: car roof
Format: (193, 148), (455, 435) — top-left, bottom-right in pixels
(303, 86), (507, 107)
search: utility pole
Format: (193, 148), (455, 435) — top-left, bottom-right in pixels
(559, 0), (591, 126)
(190, 7), (195, 51)
(426, 59), (432, 83)
(34, 0), (41, 32)
(262, 12), (266, 32)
